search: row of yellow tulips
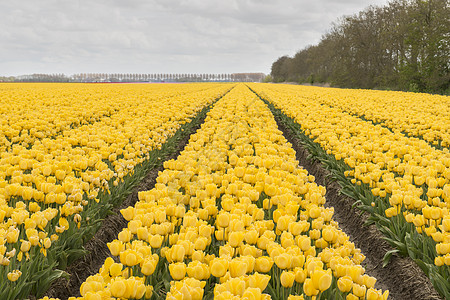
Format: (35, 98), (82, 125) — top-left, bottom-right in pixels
(65, 84), (387, 300)
(259, 84), (450, 148)
(0, 83), (234, 299)
(0, 83), (218, 152)
(247, 83), (449, 297)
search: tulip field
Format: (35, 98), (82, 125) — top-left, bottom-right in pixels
(0, 83), (231, 299)
(248, 83), (450, 299)
(0, 82), (448, 299)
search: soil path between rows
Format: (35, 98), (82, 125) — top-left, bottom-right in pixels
(272, 107), (442, 300)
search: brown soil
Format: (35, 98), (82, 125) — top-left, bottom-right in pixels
(45, 110), (207, 300)
(274, 115), (442, 300)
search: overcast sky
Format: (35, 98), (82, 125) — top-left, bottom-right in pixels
(1, 0), (389, 76)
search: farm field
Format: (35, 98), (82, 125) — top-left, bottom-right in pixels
(0, 82), (233, 299)
(248, 83), (450, 299)
(0, 82), (448, 299)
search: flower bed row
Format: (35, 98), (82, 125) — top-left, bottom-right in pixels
(67, 84), (388, 300)
(257, 84), (450, 148)
(0, 83), (219, 151)
(248, 83), (449, 298)
(0, 83), (233, 299)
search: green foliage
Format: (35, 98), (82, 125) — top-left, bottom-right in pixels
(263, 75), (273, 83)
(270, 0), (449, 94)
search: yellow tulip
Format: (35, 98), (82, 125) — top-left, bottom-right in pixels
(244, 229), (259, 244)
(107, 240), (124, 256)
(277, 216), (290, 231)
(191, 250), (205, 262)
(441, 217), (450, 232)
(346, 294), (359, 300)
(20, 240), (31, 253)
(228, 231), (244, 248)
(6, 229), (19, 244)
(280, 270), (295, 288)
(210, 258), (229, 278)
(337, 276), (353, 293)
(322, 227), (336, 243)
(84, 292), (102, 300)
(123, 250), (140, 266)
(7, 270), (22, 282)
(137, 226), (149, 241)
(242, 287), (262, 299)
(248, 272), (270, 291)
(309, 206), (321, 219)
(128, 220), (142, 234)
(288, 222), (303, 236)
(187, 261), (210, 280)
(294, 267), (307, 283)
(110, 278), (127, 298)
(311, 269), (332, 291)
(141, 258), (157, 276)
(363, 274), (377, 289)
(149, 234), (164, 249)
(194, 236), (208, 251)
(205, 183), (217, 196)
(254, 256), (273, 273)
(288, 296), (304, 300)
(352, 283), (366, 298)
(296, 236), (311, 251)
(366, 288), (382, 300)
(274, 253), (292, 270)
(303, 278), (319, 297)
(229, 277), (246, 296)
(347, 265), (362, 282)
(43, 237), (51, 249)
(169, 262), (186, 280)
(170, 244), (186, 262)
(118, 228), (132, 243)
(109, 263), (123, 277)
(264, 184), (277, 197)
(229, 259), (247, 277)
(217, 213), (230, 228)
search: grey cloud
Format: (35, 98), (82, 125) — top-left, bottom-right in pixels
(0, 0), (388, 75)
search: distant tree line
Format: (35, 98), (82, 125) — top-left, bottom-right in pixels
(0, 76), (16, 82)
(271, 0), (449, 94)
(72, 73), (234, 82)
(9, 73), (266, 83)
(15, 74), (70, 82)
